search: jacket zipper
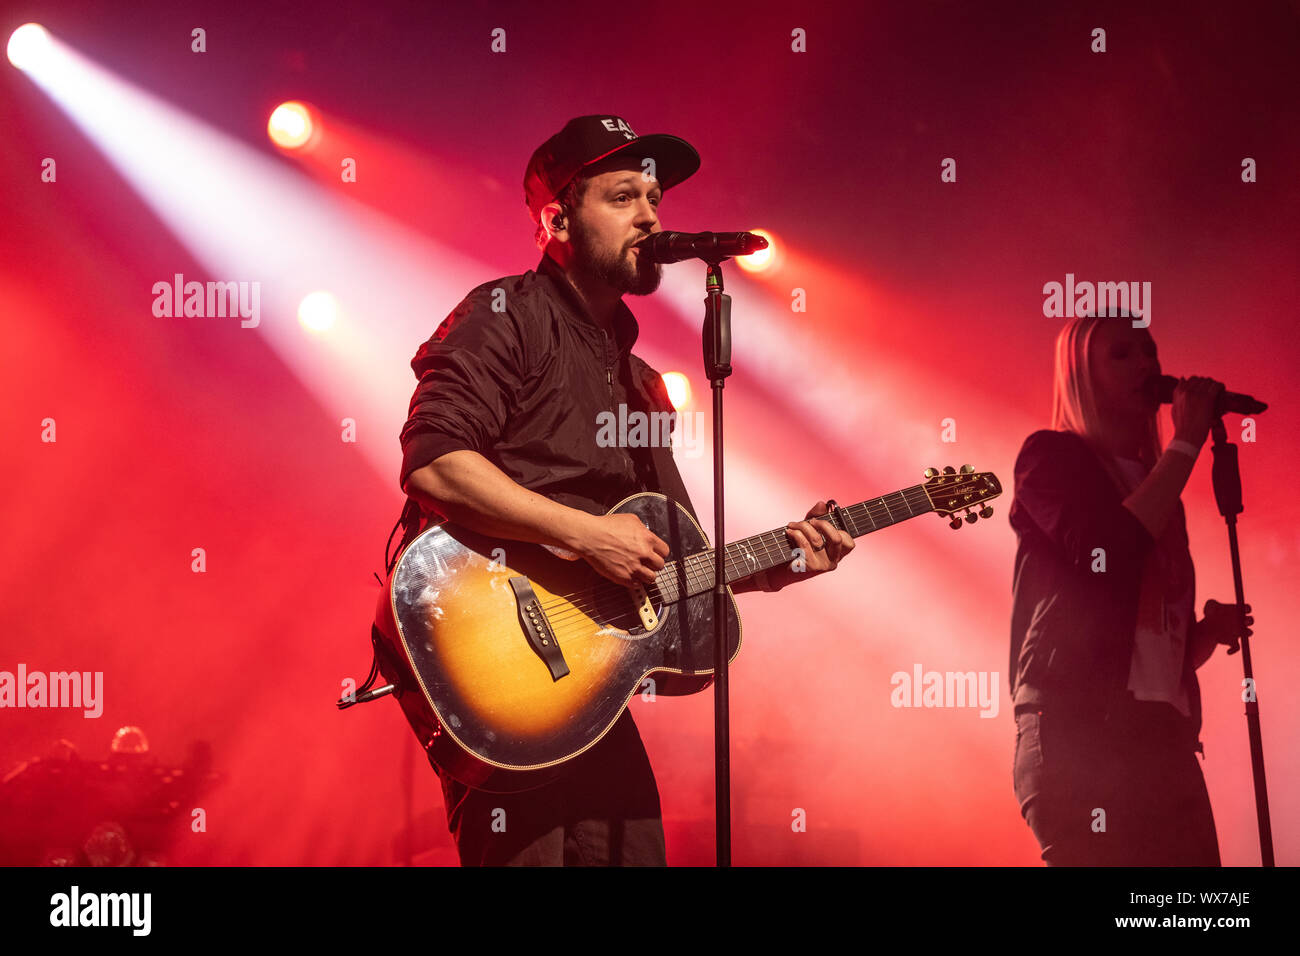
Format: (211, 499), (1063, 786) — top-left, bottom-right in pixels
(601, 329), (614, 406)
(601, 328), (633, 482)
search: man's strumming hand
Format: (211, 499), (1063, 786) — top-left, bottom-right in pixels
(576, 512), (670, 588)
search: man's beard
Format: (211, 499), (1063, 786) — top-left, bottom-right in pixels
(571, 221), (661, 296)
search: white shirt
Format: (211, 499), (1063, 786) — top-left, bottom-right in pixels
(1112, 456), (1193, 718)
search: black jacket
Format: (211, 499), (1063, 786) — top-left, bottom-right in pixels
(399, 253), (697, 524)
(1008, 429), (1202, 733)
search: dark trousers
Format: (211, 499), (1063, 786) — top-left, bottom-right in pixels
(438, 709), (667, 866)
(1013, 697), (1220, 866)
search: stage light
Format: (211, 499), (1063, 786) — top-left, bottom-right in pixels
(268, 101), (315, 150)
(297, 291), (339, 331)
(7, 23), (52, 71)
(11, 31), (493, 481)
(662, 371), (691, 410)
(736, 228), (776, 273)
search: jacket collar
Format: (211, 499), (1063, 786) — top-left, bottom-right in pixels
(536, 253), (639, 356)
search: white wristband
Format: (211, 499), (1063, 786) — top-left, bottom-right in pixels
(1167, 438), (1201, 459)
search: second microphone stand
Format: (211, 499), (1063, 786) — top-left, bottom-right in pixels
(1209, 417), (1274, 866)
(702, 258), (734, 867)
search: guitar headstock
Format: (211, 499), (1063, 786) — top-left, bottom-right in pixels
(922, 465), (1003, 529)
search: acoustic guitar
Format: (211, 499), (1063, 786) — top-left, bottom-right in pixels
(373, 465), (1001, 792)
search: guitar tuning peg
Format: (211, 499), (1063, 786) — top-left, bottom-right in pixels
(979, 505), (994, 519)
(943, 466), (956, 475)
(960, 464), (974, 474)
(924, 467), (939, 478)
(949, 515), (963, 530)
(964, 509), (978, 525)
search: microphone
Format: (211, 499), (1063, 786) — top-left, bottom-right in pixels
(1153, 374), (1267, 415)
(635, 231), (769, 263)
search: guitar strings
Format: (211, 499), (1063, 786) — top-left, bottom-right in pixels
(533, 526), (805, 621)
(533, 490), (939, 623)
(533, 554), (751, 629)
(534, 516), (820, 624)
(532, 489), (942, 629)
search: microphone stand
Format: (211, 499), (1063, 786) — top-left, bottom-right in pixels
(1209, 417), (1274, 866)
(702, 257), (733, 867)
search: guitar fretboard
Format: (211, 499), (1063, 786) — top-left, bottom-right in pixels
(651, 484), (933, 603)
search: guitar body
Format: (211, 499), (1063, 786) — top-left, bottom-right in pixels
(375, 492), (742, 793)
(369, 465), (1002, 794)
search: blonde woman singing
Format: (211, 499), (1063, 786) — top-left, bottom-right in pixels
(1009, 314), (1252, 866)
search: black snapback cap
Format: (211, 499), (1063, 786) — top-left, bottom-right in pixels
(524, 114), (700, 221)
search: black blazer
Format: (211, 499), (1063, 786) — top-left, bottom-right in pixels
(1008, 429), (1202, 733)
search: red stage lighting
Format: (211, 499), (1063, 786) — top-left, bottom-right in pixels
(7, 22), (52, 71)
(297, 291), (339, 331)
(662, 371), (691, 410)
(736, 228), (776, 273)
(267, 101), (316, 150)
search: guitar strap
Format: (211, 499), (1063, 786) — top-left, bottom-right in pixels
(339, 497), (422, 712)
(386, 496), (423, 576)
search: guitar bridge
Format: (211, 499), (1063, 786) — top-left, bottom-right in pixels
(508, 577), (569, 682)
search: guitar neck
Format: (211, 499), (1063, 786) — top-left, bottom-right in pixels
(658, 484), (934, 600)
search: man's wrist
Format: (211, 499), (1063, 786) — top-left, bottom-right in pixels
(1167, 436), (1203, 459)
(555, 508), (594, 555)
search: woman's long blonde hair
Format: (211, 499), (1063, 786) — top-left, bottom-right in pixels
(1050, 314), (1162, 488)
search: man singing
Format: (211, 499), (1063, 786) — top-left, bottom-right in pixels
(396, 115), (853, 865)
